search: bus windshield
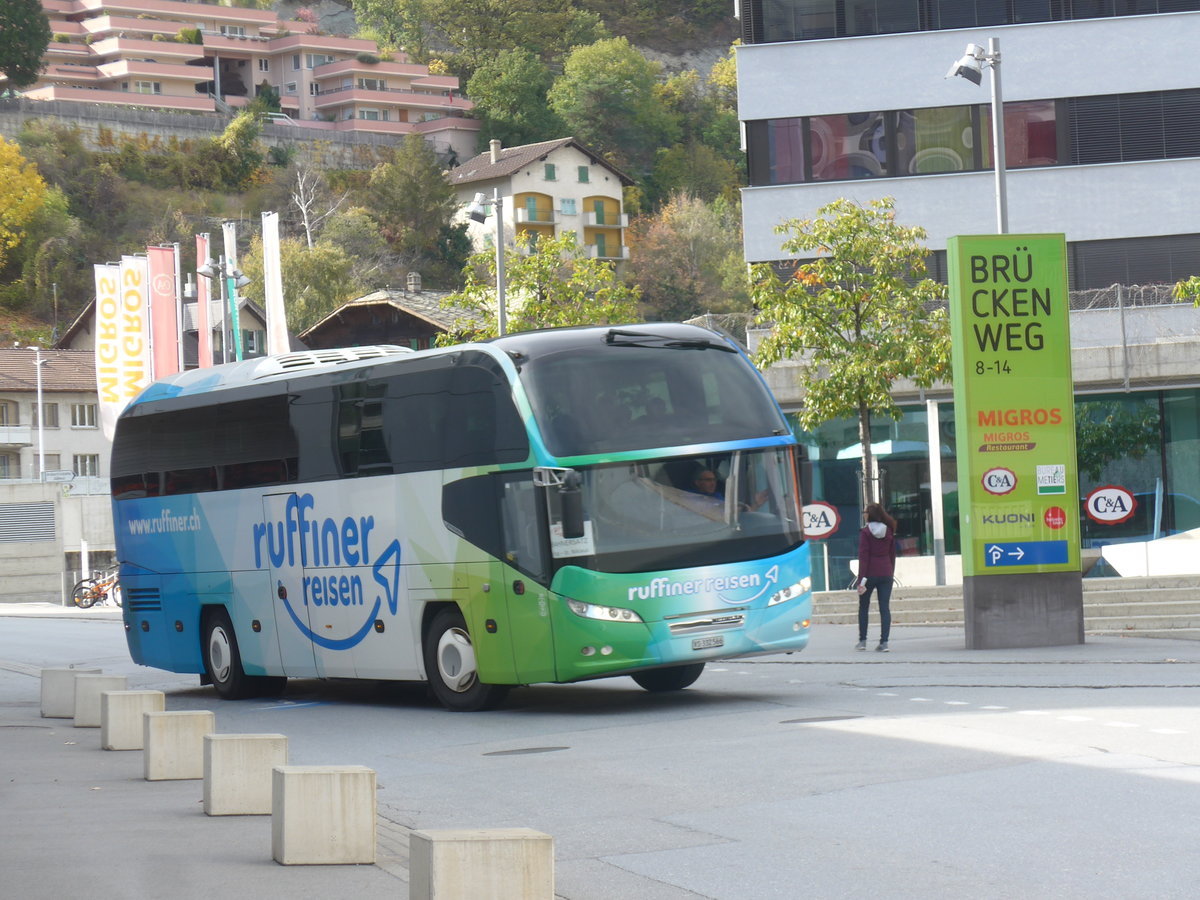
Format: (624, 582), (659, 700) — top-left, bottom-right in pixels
(544, 447), (805, 574)
(516, 334), (790, 456)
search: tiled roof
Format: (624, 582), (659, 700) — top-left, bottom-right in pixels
(298, 288), (483, 340)
(0, 349), (96, 393)
(448, 137), (634, 187)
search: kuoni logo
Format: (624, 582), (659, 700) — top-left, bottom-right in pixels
(1043, 506), (1067, 530)
(1085, 485), (1137, 525)
(982, 467), (1017, 496)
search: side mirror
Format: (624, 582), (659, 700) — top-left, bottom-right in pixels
(560, 470), (585, 539)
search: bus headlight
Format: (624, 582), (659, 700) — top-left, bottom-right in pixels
(566, 598), (645, 623)
(767, 577), (811, 606)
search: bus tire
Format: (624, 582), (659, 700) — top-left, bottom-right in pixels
(72, 580), (97, 609)
(632, 663), (706, 693)
(424, 607), (508, 712)
(202, 608), (286, 700)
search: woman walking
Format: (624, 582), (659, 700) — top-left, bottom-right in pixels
(854, 502), (897, 652)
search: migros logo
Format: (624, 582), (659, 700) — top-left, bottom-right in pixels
(252, 493), (402, 650)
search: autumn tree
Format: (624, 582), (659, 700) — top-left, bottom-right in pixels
(439, 231), (642, 342)
(239, 235), (363, 332)
(751, 197), (950, 507)
(0, 136), (48, 271)
(351, 0), (433, 59)
(0, 0), (52, 89)
(626, 192), (748, 322)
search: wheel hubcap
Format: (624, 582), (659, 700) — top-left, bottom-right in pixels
(209, 627), (231, 683)
(436, 627), (478, 693)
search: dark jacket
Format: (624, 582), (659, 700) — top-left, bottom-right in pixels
(857, 522), (897, 582)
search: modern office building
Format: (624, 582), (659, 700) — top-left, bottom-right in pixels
(736, 3), (1200, 585)
(5, 0), (478, 159)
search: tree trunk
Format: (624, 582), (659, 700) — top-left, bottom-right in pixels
(858, 401), (878, 510)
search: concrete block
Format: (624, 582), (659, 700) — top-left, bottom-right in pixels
(143, 710), (216, 781)
(41, 667), (102, 718)
(73, 674), (128, 728)
(271, 765), (376, 865)
(409, 828), (555, 900)
(204, 733), (288, 816)
(100, 690), (165, 750)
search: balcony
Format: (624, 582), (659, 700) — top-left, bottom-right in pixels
(0, 426), (33, 448)
(587, 244), (630, 261)
(515, 207), (557, 225)
(585, 211), (629, 228)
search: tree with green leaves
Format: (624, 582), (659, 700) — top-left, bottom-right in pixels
(351, 0), (432, 60)
(751, 197), (950, 507)
(547, 37), (679, 175)
(361, 134), (466, 284)
(0, 0), (52, 89)
(1172, 274), (1200, 306)
(439, 231), (642, 342)
(466, 49), (565, 150)
(239, 234), (363, 332)
(1074, 399), (1161, 482)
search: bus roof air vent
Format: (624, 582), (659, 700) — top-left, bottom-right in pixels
(252, 345), (413, 379)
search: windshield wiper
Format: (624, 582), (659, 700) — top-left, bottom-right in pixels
(605, 329), (736, 352)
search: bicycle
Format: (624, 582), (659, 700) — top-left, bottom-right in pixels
(72, 568), (122, 609)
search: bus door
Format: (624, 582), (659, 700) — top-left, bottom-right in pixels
(261, 492), (321, 678)
(499, 475), (557, 683)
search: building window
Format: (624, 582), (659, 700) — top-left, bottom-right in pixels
(358, 77), (385, 91)
(43, 453), (61, 471)
(73, 454), (100, 477)
(31, 403), (58, 429)
(285, 82), (297, 94)
(544, 163), (557, 181)
(134, 81), (162, 95)
(293, 54), (301, 71)
(306, 53), (335, 69)
(0, 400), (17, 426)
(219, 25), (246, 37)
(309, 82), (321, 96)
(71, 404), (97, 429)
(358, 108), (381, 120)
(0, 453), (17, 479)
(243, 330), (266, 356)
(258, 58), (270, 73)
(560, 198), (577, 215)
(578, 166), (590, 182)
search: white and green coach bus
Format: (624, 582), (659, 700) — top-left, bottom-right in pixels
(111, 324), (813, 710)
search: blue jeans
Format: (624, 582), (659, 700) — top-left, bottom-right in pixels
(858, 576), (893, 643)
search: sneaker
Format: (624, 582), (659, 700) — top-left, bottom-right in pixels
(876, 642), (889, 652)
(855, 640), (867, 651)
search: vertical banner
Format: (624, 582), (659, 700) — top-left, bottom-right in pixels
(222, 220), (243, 361)
(146, 244), (180, 379)
(947, 234), (1080, 578)
(94, 258), (151, 440)
(261, 210), (289, 356)
(195, 233), (213, 368)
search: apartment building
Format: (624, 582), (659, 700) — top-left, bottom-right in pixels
(450, 138), (634, 262)
(736, 2), (1200, 585)
(8, 0), (479, 159)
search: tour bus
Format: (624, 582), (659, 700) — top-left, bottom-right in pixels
(110, 323), (812, 710)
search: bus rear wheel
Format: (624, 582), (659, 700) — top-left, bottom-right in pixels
(424, 607), (508, 712)
(632, 663), (706, 693)
(202, 608), (286, 700)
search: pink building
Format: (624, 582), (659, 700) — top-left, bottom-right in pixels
(10, 0), (479, 159)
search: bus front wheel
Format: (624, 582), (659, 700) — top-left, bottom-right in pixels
(202, 608), (286, 700)
(632, 663), (706, 693)
(424, 607), (508, 712)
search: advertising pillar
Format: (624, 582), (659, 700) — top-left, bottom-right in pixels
(948, 234), (1083, 648)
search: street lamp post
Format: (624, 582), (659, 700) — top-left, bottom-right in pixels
(467, 190), (507, 336)
(947, 37), (1007, 234)
(30, 347), (46, 480)
(197, 256), (251, 363)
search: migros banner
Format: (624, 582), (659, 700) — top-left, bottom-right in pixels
(948, 234), (1080, 577)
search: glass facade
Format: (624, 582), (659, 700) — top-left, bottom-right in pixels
(745, 0), (1200, 44)
(793, 387), (1200, 588)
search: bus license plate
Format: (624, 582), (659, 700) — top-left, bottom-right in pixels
(692, 635), (724, 650)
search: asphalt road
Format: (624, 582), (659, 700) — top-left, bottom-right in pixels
(2, 608), (1198, 899)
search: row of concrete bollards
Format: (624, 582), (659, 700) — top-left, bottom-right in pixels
(39, 667), (555, 899)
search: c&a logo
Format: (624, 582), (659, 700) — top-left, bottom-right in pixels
(982, 467), (1017, 496)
